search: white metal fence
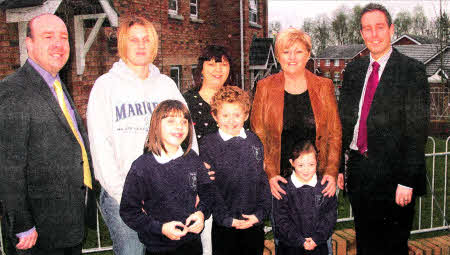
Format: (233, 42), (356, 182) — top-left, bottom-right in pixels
(337, 136), (450, 235)
(1, 136), (449, 254)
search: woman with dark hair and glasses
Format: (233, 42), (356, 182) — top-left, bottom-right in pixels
(183, 45), (236, 141)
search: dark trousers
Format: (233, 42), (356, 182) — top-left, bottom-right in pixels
(7, 243), (82, 255)
(146, 239), (202, 255)
(347, 151), (415, 255)
(212, 221), (264, 255)
(29, 244), (82, 255)
(277, 241), (328, 255)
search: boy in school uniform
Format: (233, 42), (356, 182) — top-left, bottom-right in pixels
(199, 86), (271, 255)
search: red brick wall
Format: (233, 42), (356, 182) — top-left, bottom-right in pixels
(0, 11), (20, 78)
(0, 0), (268, 120)
(316, 59), (346, 81)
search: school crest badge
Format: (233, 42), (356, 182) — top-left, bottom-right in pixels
(189, 172), (197, 191)
(252, 146), (262, 161)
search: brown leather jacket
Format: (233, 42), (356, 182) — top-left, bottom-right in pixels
(250, 70), (342, 179)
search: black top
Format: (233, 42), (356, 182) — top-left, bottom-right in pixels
(280, 91), (316, 176)
(273, 176), (337, 249)
(183, 89), (218, 140)
(199, 131), (271, 227)
(119, 150), (214, 252)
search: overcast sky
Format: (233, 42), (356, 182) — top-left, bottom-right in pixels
(269, 0), (449, 29)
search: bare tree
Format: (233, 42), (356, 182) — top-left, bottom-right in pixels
(269, 20), (282, 38)
(331, 6), (349, 45)
(411, 6), (428, 35)
(394, 11), (413, 37)
(314, 15), (331, 54)
(348, 5), (363, 44)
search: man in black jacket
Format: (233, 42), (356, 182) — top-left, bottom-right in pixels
(0, 13), (95, 255)
(338, 3), (429, 255)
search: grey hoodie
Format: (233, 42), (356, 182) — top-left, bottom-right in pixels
(87, 59), (196, 203)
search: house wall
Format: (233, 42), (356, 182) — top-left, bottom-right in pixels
(316, 58), (347, 83)
(0, 0), (268, 120)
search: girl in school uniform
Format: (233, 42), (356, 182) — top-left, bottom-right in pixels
(273, 139), (337, 255)
(120, 100), (213, 255)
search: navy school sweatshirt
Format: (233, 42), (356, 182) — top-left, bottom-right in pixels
(120, 150), (214, 253)
(199, 130), (271, 227)
(273, 176), (337, 248)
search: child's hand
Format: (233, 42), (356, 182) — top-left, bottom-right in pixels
(203, 162), (215, 180)
(234, 214), (259, 229)
(185, 211), (204, 234)
(195, 195), (200, 208)
(162, 221), (187, 240)
(231, 219), (246, 228)
(303, 238), (317, 250)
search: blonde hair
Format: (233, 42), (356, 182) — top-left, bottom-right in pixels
(275, 28), (312, 60)
(210, 86), (251, 116)
(144, 100), (193, 156)
(117, 16), (158, 63)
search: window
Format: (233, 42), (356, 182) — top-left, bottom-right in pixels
(334, 59), (340, 66)
(170, 66), (182, 89)
(191, 65), (198, 88)
(190, 0), (198, 18)
(169, 0), (178, 15)
(325, 59), (330, 66)
(317, 60), (320, 67)
(249, 0), (258, 24)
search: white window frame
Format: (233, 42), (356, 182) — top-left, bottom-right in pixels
(249, 0), (258, 24)
(191, 64), (198, 87)
(317, 60), (320, 67)
(170, 66), (181, 89)
(190, 0), (198, 18)
(325, 59), (330, 66)
(334, 59), (340, 66)
(169, 0), (178, 15)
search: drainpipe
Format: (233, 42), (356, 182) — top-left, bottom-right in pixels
(240, 0), (245, 89)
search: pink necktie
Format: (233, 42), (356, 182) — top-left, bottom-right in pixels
(357, 61), (380, 154)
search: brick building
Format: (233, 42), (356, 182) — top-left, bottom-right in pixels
(0, 0), (268, 120)
(315, 44), (365, 85)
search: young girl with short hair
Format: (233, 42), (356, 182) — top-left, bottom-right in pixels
(273, 139), (337, 255)
(120, 100), (213, 255)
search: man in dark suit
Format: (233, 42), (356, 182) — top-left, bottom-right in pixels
(0, 14), (95, 255)
(338, 3), (429, 255)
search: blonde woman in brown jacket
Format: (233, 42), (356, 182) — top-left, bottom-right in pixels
(250, 28), (342, 200)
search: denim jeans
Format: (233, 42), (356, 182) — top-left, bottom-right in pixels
(100, 188), (145, 255)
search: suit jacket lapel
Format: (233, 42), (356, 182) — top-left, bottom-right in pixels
(350, 57), (370, 126)
(370, 50), (399, 119)
(23, 62), (77, 140)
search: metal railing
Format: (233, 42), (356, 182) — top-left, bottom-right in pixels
(337, 136), (450, 234)
(1, 136), (449, 254)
